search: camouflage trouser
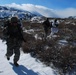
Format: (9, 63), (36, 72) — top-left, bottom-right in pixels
(44, 26), (50, 39)
(6, 38), (22, 62)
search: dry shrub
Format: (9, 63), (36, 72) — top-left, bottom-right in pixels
(58, 46), (76, 73)
(23, 32), (35, 41)
(36, 42), (76, 73)
(22, 41), (37, 53)
(30, 23), (42, 28)
(66, 24), (76, 32)
(22, 21), (31, 27)
(21, 33), (36, 53)
(22, 42), (30, 53)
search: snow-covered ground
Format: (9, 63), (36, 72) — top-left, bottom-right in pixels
(0, 39), (57, 75)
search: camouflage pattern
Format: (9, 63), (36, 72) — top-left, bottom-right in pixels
(6, 38), (22, 62)
(4, 17), (24, 63)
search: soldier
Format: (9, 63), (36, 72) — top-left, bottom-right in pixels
(50, 19), (59, 37)
(42, 18), (52, 39)
(4, 17), (25, 67)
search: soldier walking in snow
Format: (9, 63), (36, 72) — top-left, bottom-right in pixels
(3, 17), (25, 66)
(42, 18), (52, 40)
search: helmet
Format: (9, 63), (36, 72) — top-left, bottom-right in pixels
(11, 17), (18, 23)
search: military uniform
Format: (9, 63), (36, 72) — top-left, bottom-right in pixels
(6, 38), (22, 62)
(42, 18), (51, 39)
(4, 17), (24, 66)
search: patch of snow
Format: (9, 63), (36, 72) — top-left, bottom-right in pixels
(65, 22), (71, 24)
(71, 22), (76, 25)
(34, 34), (42, 40)
(58, 39), (68, 46)
(24, 29), (34, 34)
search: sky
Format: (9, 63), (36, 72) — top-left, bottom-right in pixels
(0, 0), (76, 17)
(0, 39), (56, 75)
(0, 0), (76, 9)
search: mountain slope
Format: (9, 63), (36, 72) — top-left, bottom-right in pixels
(0, 39), (56, 75)
(0, 6), (40, 19)
(0, 5), (59, 19)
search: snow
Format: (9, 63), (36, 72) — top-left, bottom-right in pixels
(24, 29), (34, 34)
(0, 39), (56, 75)
(58, 39), (68, 46)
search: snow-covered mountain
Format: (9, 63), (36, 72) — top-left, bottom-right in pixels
(0, 6), (42, 20)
